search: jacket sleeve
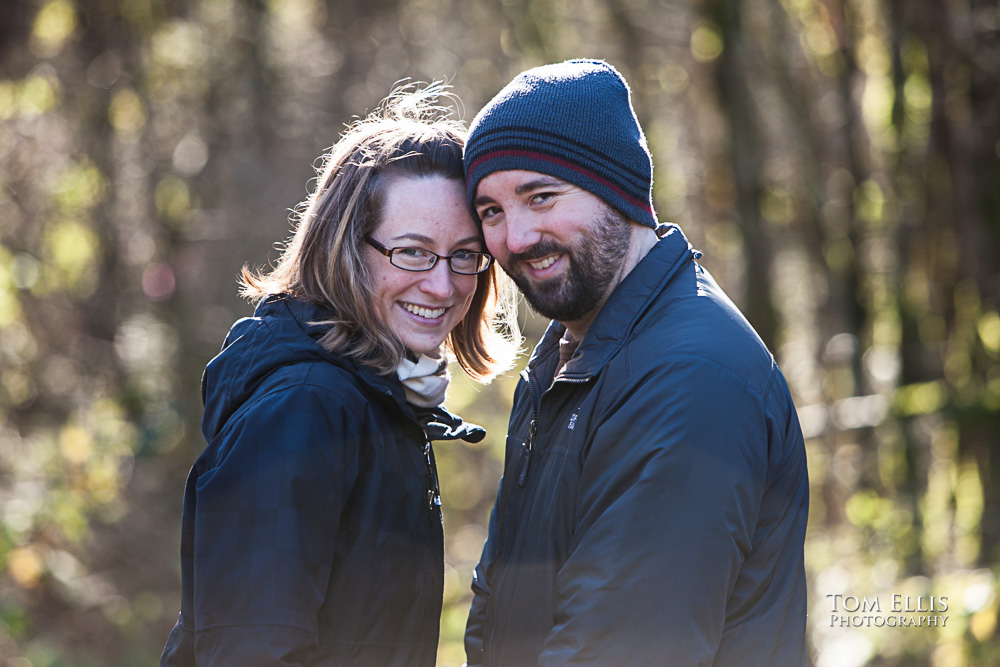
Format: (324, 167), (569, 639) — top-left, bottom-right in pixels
(539, 357), (769, 666)
(186, 382), (362, 666)
(464, 483), (502, 666)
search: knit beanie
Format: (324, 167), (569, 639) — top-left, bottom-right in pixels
(464, 59), (657, 229)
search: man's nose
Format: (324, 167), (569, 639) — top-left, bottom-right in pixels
(504, 210), (543, 256)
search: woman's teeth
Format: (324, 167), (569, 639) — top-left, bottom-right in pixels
(403, 303), (446, 319)
(529, 255), (558, 270)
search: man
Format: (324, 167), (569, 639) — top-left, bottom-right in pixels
(462, 59), (809, 666)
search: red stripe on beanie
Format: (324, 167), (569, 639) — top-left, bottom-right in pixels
(468, 149), (653, 215)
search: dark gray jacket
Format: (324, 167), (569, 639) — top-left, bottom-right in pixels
(465, 226), (809, 666)
(161, 295), (483, 666)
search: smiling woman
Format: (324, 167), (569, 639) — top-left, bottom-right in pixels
(159, 85), (519, 667)
(239, 87), (517, 381)
(367, 176), (487, 357)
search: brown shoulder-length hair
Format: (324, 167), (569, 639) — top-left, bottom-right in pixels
(241, 84), (520, 382)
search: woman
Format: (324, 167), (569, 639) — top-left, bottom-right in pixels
(160, 86), (519, 666)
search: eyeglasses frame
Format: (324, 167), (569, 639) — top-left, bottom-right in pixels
(364, 236), (493, 275)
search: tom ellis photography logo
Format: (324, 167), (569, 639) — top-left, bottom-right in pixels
(827, 594), (950, 628)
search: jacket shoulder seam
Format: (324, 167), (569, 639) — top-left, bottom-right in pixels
(625, 351), (769, 402)
(258, 362), (367, 400)
(209, 366), (371, 447)
(761, 355), (779, 402)
(194, 619), (315, 632)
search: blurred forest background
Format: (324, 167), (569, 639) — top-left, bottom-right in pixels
(0, 0), (998, 664)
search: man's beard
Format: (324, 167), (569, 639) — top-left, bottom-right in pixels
(503, 207), (632, 324)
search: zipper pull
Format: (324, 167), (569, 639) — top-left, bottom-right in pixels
(518, 419), (537, 488)
(424, 441), (441, 509)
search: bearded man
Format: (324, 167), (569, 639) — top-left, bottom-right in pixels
(462, 59), (810, 667)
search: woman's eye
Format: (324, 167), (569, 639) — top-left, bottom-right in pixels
(398, 247), (424, 258)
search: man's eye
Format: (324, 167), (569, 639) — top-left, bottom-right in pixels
(478, 206), (501, 221)
(530, 192), (555, 205)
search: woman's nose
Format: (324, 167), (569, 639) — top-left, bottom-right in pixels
(418, 259), (456, 299)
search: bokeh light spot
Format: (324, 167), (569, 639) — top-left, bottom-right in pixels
(19, 74), (61, 117)
(142, 262), (176, 301)
(691, 24), (724, 63)
(59, 425), (93, 464)
(7, 546), (45, 588)
(109, 88), (146, 136)
(31, 0), (77, 58)
(172, 134), (209, 176)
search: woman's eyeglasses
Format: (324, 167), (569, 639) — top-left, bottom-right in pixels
(365, 237), (493, 275)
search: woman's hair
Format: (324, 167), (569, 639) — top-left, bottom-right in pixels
(241, 84), (520, 382)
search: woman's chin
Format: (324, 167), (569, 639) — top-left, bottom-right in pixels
(397, 331), (447, 358)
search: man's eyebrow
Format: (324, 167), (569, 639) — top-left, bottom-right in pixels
(474, 176), (570, 208)
(514, 176), (568, 195)
(473, 193), (496, 209)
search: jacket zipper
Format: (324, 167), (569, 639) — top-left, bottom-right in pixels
(518, 419), (537, 487)
(423, 435), (445, 664)
(423, 438), (441, 510)
(481, 370), (591, 665)
(483, 373), (542, 666)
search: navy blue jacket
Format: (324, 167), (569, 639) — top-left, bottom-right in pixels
(465, 226), (809, 666)
(161, 295), (483, 666)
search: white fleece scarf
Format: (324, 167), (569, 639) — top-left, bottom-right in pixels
(396, 352), (450, 408)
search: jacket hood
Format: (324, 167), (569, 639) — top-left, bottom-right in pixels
(200, 295), (485, 444)
(200, 296), (340, 441)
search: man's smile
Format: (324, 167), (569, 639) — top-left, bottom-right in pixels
(527, 255), (560, 271)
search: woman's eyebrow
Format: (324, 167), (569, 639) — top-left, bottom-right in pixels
(389, 233), (483, 247)
(390, 233), (435, 244)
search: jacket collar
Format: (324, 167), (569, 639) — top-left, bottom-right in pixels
(527, 224), (700, 381)
(247, 296), (484, 443)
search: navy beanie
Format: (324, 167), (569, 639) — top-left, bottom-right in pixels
(464, 59), (657, 229)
